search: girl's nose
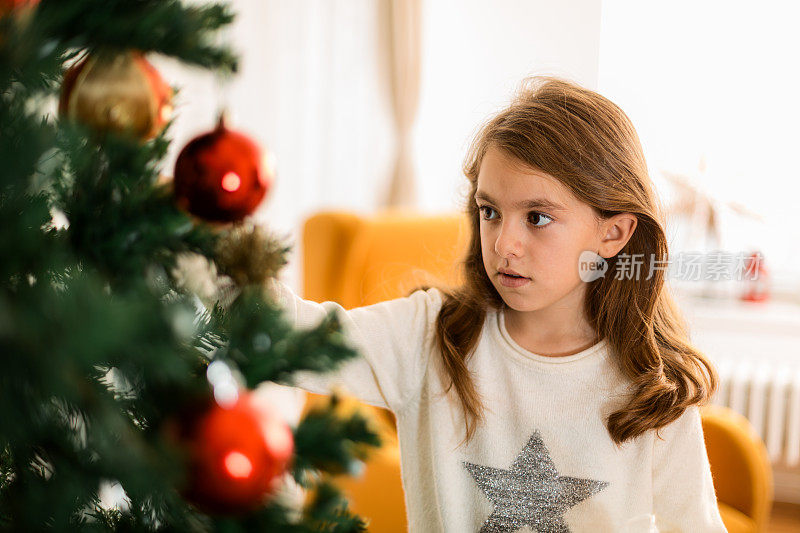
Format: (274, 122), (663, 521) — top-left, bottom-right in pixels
(494, 221), (524, 258)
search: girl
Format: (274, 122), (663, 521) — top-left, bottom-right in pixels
(269, 76), (726, 532)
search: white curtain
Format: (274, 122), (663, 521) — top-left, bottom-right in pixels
(231, 0), (398, 293)
(155, 0), (397, 294)
(383, 0), (423, 209)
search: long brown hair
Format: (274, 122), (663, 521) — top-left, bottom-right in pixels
(427, 75), (717, 449)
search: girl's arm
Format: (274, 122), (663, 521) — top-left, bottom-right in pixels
(265, 277), (444, 415)
(652, 404), (728, 532)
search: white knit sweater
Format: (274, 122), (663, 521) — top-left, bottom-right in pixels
(268, 279), (727, 533)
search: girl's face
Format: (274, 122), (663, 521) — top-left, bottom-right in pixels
(476, 146), (605, 314)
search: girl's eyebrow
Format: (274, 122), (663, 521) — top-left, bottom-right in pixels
(474, 191), (566, 211)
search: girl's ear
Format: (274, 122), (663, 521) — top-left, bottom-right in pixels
(598, 213), (638, 259)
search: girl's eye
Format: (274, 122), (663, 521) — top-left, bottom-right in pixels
(478, 206), (553, 228)
(529, 212), (553, 227)
(478, 206), (498, 221)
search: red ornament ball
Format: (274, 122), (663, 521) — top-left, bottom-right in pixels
(179, 392), (295, 515)
(0, 0), (39, 38)
(0, 0), (38, 15)
(173, 116), (274, 223)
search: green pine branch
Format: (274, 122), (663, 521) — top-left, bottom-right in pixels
(35, 0), (238, 74)
(1, 0), (383, 529)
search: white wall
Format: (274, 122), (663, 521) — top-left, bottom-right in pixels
(598, 0), (800, 292)
(414, 0), (603, 213)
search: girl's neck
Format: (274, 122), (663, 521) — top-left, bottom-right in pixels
(503, 284), (600, 358)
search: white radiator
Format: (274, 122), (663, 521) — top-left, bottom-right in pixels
(674, 290), (800, 502)
(711, 359), (800, 467)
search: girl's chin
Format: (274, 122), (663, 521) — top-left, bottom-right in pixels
(498, 289), (532, 305)
(505, 298), (555, 314)
(495, 282), (550, 304)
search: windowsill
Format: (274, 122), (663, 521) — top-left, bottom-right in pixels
(671, 286), (800, 366)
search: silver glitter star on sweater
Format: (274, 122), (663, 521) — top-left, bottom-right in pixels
(462, 430), (609, 532)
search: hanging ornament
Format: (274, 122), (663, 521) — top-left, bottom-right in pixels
(214, 223), (288, 287)
(169, 377), (294, 515)
(173, 114), (274, 223)
(740, 250), (770, 303)
(59, 50), (173, 140)
(0, 0), (38, 17)
(0, 0), (38, 41)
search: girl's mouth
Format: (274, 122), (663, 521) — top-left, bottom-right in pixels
(499, 272), (531, 287)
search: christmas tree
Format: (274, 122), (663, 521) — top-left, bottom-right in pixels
(0, 1), (381, 530)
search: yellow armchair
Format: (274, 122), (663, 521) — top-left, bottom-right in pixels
(300, 209), (468, 531)
(298, 210), (774, 533)
(300, 209), (470, 308)
(700, 404), (774, 532)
